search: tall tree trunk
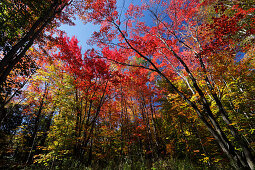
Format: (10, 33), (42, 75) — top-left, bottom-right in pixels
(0, 1), (67, 87)
(113, 24), (254, 169)
(26, 84), (47, 164)
(40, 111), (54, 147)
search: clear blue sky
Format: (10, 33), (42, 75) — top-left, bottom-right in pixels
(59, 0), (144, 52)
(59, 19), (99, 51)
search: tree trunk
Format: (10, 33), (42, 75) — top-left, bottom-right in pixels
(0, 1), (67, 87)
(113, 24), (254, 169)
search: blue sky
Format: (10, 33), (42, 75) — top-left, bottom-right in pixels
(59, 0), (144, 52)
(59, 19), (99, 51)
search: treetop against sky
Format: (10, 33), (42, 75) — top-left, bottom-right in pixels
(0, 0), (254, 169)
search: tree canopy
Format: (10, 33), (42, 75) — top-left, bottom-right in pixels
(0, 0), (254, 169)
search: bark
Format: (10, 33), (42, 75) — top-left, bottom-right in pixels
(40, 111), (54, 147)
(74, 87), (82, 159)
(26, 84), (47, 164)
(113, 22), (252, 169)
(0, 1), (67, 87)
(192, 123), (212, 167)
(196, 52), (255, 170)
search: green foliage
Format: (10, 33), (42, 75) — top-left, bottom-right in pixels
(1, 0), (255, 169)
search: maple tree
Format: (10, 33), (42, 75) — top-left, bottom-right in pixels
(0, 0), (74, 120)
(79, 0), (255, 169)
(0, 0), (254, 169)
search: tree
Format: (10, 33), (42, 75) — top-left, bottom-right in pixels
(28, 34), (119, 166)
(1, 0), (254, 169)
(0, 0), (75, 141)
(80, 0), (255, 169)
(0, 0), (73, 96)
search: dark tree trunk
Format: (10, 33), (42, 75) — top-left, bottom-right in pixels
(0, 1), (67, 88)
(26, 85), (47, 164)
(113, 23), (254, 169)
